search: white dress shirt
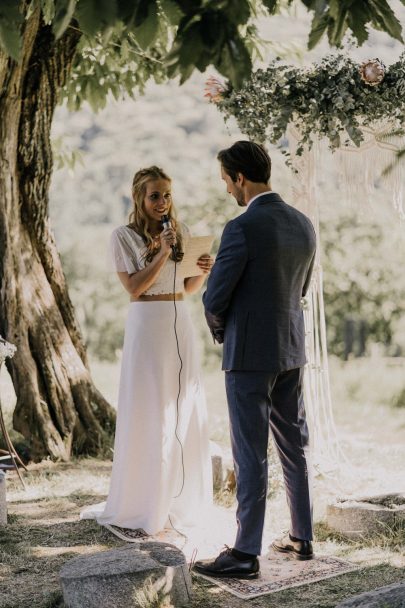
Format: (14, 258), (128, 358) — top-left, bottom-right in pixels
(247, 190), (273, 207)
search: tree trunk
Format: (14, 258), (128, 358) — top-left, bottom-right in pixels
(0, 9), (116, 461)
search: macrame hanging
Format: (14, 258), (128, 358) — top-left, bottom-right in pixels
(288, 118), (404, 475)
(335, 121), (405, 219)
(288, 125), (345, 474)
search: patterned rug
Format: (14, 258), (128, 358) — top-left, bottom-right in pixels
(193, 548), (359, 599)
(104, 525), (149, 542)
(103, 524), (184, 545)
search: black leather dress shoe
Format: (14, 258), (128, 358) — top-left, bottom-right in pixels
(193, 547), (260, 579)
(272, 534), (314, 560)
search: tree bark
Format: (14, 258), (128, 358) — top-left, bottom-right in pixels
(0, 9), (116, 460)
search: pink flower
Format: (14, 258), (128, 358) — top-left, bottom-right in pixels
(359, 59), (385, 87)
(204, 76), (226, 103)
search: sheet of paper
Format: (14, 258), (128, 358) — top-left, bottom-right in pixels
(180, 235), (215, 278)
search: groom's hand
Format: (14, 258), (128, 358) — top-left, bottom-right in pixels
(204, 309), (225, 344)
(212, 330), (224, 344)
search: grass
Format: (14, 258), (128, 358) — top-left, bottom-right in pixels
(1, 357), (405, 607)
(315, 520), (405, 554)
(1, 461), (404, 608)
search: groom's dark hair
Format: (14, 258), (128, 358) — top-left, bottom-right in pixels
(217, 141), (271, 184)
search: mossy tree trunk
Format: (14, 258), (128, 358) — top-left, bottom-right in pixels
(0, 9), (115, 461)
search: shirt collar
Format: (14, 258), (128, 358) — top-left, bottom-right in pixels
(247, 190), (273, 207)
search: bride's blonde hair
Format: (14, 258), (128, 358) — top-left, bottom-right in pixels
(128, 166), (183, 263)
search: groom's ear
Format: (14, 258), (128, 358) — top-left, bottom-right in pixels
(236, 172), (245, 186)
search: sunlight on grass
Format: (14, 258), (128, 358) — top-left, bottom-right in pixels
(7, 460), (111, 502)
(314, 521), (405, 567)
(329, 356), (405, 424)
(8, 477), (108, 503)
(31, 544), (109, 558)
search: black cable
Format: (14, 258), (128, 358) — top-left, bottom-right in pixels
(168, 513), (188, 550)
(172, 257), (185, 499)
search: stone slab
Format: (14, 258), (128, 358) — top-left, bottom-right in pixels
(60, 541), (192, 608)
(327, 493), (405, 539)
(336, 581), (405, 607)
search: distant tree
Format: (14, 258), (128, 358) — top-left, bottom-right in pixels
(0, 0), (404, 460)
(321, 211), (405, 359)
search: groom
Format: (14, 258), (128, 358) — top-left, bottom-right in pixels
(194, 141), (316, 579)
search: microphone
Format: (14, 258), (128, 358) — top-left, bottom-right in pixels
(161, 214), (183, 261)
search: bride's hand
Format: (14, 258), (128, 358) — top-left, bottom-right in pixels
(159, 227), (177, 254)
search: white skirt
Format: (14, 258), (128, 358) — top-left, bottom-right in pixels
(81, 301), (213, 534)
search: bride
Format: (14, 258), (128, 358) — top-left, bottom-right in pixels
(81, 165), (213, 534)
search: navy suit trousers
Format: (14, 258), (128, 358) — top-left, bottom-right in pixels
(225, 367), (313, 555)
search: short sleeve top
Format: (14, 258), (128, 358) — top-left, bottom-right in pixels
(110, 222), (191, 295)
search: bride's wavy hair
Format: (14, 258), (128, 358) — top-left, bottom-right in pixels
(128, 166), (183, 264)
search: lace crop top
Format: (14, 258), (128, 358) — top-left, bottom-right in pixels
(110, 223), (191, 295)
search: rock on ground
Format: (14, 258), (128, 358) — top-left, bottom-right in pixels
(60, 541), (192, 608)
(336, 581), (405, 607)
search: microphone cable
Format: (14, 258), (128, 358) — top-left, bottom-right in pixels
(167, 248), (188, 547)
(172, 255), (185, 500)
(161, 216), (187, 543)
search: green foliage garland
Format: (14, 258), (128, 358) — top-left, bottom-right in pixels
(217, 53), (405, 155)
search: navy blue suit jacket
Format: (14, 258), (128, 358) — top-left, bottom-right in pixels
(203, 192), (316, 372)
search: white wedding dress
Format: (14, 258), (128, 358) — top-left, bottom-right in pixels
(80, 224), (213, 534)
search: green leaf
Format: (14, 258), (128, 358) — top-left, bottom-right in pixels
(328, 0), (340, 21)
(369, 0), (403, 43)
(133, 1), (159, 49)
(303, 0), (404, 46)
(76, 0), (118, 37)
(0, 20), (21, 60)
(199, 11), (224, 48)
(159, 0), (184, 26)
(331, 15), (348, 46)
(216, 35), (252, 89)
(308, 12), (329, 49)
(53, 0), (77, 39)
(223, 0), (251, 27)
(133, 0), (148, 27)
(327, 0), (348, 45)
(0, 0), (23, 60)
(347, 3), (370, 46)
(101, 25), (115, 45)
(0, 0), (22, 23)
(40, 0), (56, 24)
(116, 0), (138, 23)
(166, 25), (204, 74)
